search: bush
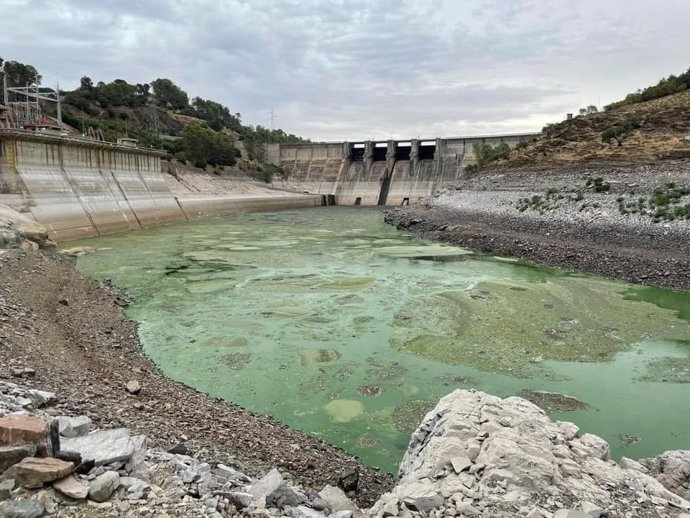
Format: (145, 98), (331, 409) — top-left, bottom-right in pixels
(601, 117), (641, 146)
(181, 124), (237, 168)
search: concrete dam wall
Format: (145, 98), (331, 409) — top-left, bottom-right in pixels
(267, 133), (538, 205)
(0, 131), (322, 242)
(0, 131), (188, 241)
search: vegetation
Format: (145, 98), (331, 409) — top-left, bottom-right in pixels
(605, 67), (690, 111)
(178, 124), (238, 168)
(585, 177), (611, 192)
(1, 56), (308, 171)
(516, 188), (585, 214)
(578, 105), (598, 116)
(617, 183), (690, 222)
(464, 142), (511, 173)
(601, 117), (641, 146)
(257, 163), (289, 184)
(0, 57), (42, 91)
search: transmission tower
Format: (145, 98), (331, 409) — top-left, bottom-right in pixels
(149, 93), (160, 139)
(268, 107), (277, 131)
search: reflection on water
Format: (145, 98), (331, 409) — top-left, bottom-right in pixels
(68, 207), (690, 473)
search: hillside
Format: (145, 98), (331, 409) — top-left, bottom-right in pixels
(507, 90), (690, 166)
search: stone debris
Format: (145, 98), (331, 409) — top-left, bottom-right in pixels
(14, 457), (74, 489)
(0, 380), (689, 517)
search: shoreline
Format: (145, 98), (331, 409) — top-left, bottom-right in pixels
(0, 250), (394, 507)
(384, 163), (690, 291)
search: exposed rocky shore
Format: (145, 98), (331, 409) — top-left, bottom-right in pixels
(384, 162), (690, 291)
(0, 250), (393, 510)
(1, 379), (689, 517)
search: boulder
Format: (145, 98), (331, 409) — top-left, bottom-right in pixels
(0, 414), (51, 456)
(0, 444), (37, 472)
(61, 428), (134, 466)
(266, 482), (307, 508)
(645, 450), (690, 500)
(288, 505), (327, 518)
(55, 416), (92, 438)
(0, 478), (14, 500)
(0, 205), (54, 249)
(249, 468), (284, 507)
(53, 475), (88, 500)
(125, 381), (142, 395)
(226, 491), (253, 509)
(0, 500), (46, 518)
(400, 483), (443, 512)
(318, 485), (358, 513)
(88, 471), (120, 502)
(14, 457), (74, 489)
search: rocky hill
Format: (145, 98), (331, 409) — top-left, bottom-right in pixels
(507, 91), (690, 166)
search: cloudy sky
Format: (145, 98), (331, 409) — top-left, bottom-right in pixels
(1, 0), (688, 141)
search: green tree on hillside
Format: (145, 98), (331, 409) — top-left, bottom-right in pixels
(0, 57), (41, 91)
(151, 78), (189, 110)
(180, 124), (237, 168)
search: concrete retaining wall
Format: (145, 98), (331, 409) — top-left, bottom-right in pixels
(0, 131), (322, 242)
(268, 133), (538, 206)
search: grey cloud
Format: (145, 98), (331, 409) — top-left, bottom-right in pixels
(0, 0), (688, 140)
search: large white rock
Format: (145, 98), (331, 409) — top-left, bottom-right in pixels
(368, 390), (690, 518)
(61, 428), (135, 466)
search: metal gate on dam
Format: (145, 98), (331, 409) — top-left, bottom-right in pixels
(0, 130), (187, 241)
(265, 133), (537, 206)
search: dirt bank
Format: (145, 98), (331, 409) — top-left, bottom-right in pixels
(0, 251), (393, 506)
(384, 162), (690, 291)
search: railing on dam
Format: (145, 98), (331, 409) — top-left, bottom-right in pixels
(267, 132), (539, 206)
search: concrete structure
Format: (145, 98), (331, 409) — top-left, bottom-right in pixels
(266, 133), (538, 205)
(0, 130), (322, 241)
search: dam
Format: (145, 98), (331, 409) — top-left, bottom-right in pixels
(264, 133), (537, 205)
(0, 130), (322, 241)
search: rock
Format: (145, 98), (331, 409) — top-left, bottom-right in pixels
(318, 485), (358, 513)
(450, 456), (472, 474)
(0, 414), (51, 456)
(619, 456), (646, 472)
(288, 505), (326, 518)
(401, 483), (443, 512)
(125, 380), (142, 395)
(0, 500), (46, 518)
(645, 449), (690, 500)
(53, 475), (89, 499)
(9, 368), (35, 378)
(55, 416), (92, 438)
(24, 390), (55, 410)
(88, 471), (120, 502)
(266, 482), (307, 508)
(338, 468), (359, 492)
(167, 442), (188, 455)
(249, 467), (284, 507)
(124, 435), (149, 481)
(0, 444), (37, 472)
(553, 511), (590, 518)
(580, 501), (605, 517)
(381, 497), (400, 517)
(226, 491), (253, 509)
(0, 478), (14, 500)
(15, 457), (74, 489)
(61, 428), (134, 466)
(212, 463), (250, 485)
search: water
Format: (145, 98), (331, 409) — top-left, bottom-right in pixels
(68, 207), (690, 473)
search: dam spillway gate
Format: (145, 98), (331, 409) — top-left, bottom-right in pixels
(265, 133), (538, 206)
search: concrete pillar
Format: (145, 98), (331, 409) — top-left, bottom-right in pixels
(385, 140), (396, 178)
(363, 141), (373, 171)
(410, 139), (419, 169)
(342, 141), (351, 162)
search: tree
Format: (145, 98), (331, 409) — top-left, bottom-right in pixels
(80, 76), (94, 91)
(181, 124), (237, 168)
(151, 78), (189, 110)
(1, 59), (41, 90)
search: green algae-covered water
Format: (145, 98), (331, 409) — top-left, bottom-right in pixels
(69, 207), (690, 473)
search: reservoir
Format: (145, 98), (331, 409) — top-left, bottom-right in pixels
(69, 207), (690, 473)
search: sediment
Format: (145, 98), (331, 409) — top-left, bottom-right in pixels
(384, 162), (690, 291)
